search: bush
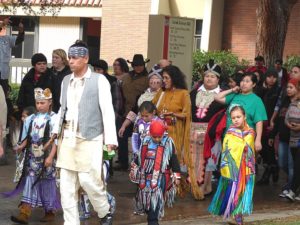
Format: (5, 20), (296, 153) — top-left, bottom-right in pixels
(192, 50), (249, 83)
(9, 83), (20, 107)
(284, 55), (300, 72)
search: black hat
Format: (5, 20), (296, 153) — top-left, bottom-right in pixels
(265, 68), (278, 78)
(127, 54), (150, 67)
(91, 59), (108, 71)
(275, 59), (283, 65)
(31, 53), (47, 66)
(255, 55), (264, 62)
(203, 59), (222, 77)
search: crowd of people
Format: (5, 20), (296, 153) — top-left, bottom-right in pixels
(1, 18), (300, 225)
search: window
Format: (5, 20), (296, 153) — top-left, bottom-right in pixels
(81, 18), (101, 60)
(194, 19), (202, 51)
(11, 17), (38, 59)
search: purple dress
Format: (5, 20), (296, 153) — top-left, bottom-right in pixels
(20, 112), (60, 211)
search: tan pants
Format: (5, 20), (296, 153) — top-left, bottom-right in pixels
(60, 168), (109, 225)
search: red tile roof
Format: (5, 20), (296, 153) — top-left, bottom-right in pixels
(0, 0), (102, 7)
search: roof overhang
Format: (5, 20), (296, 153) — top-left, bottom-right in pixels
(0, 0), (102, 17)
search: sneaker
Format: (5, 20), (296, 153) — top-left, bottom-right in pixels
(285, 190), (295, 201)
(133, 209), (145, 216)
(100, 213), (113, 225)
(295, 194), (300, 201)
(279, 190), (289, 198)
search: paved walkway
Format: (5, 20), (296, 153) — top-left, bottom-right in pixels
(1, 150), (300, 225)
(136, 209), (300, 224)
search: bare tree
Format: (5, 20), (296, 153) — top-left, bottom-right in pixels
(256, 0), (298, 67)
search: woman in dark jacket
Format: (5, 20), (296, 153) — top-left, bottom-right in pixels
(51, 49), (71, 112)
(255, 69), (281, 185)
(17, 53), (59, 113)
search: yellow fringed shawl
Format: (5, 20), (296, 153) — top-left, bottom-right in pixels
(152, 89), (203, 199)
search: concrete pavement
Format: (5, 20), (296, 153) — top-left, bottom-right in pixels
(1, 149), (300, 225)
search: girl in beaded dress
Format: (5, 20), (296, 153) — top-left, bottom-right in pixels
(10, 88), (60, 224)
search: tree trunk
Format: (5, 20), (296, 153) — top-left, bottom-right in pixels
(256, 0), (298, 67)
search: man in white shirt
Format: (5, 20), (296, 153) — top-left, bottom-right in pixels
(54, 40), (117, 225)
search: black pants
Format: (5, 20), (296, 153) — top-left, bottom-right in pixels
(116, 118), (133, 169)
(290, 147), (300, 192)
(0, 79), (10, 97)
(146, 204), (160, 225)
(260, 135), (277, 165)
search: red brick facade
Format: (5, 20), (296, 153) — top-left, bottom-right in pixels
(222, 0), (300, 63)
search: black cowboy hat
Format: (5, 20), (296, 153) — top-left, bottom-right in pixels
(127, 54), (150, 67)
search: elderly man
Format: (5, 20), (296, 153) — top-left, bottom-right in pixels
(54, 40), (117, 225)
(0, 17), (24, 95)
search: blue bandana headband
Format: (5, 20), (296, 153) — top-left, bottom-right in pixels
(68, 46), (89, 57)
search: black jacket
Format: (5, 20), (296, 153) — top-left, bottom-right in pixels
(17, 67), (59, 112)
(51, 65), (72, 112)
(269, 97), (291, 142)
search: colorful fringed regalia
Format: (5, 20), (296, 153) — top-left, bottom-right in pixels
(131, 116), (161, 154)
(208, 125), (256, 219)
(130, 135), (180, 219)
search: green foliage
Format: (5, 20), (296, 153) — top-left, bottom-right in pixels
(192, 50), (249, 82)
(284, 55), (300, 72)
(9, 83), (20, 106)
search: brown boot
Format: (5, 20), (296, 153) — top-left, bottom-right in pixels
(40, 211), (55, 222)
(10, 203), (31, 224)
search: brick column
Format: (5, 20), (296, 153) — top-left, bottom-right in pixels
(100, 0), (152, 65)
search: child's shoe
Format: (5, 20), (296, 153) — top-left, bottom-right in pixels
(40, 211), (55, 222)
(10, 203), (32, 224)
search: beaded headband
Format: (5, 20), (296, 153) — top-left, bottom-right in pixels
(68, 46), (89, 57)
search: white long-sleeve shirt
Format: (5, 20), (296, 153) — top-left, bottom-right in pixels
(53, 68), (118, 146)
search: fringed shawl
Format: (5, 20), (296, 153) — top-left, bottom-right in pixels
(208, 125), (256, 218)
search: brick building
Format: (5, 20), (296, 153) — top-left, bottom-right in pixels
(100, 0), (300, 66)
(223, 0), (300, 63)
(1, 0), (300, 68)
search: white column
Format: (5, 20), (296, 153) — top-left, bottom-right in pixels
(201, 0), (213, 51)
(150, 0), (160, 15)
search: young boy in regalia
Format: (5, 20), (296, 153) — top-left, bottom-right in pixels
(130, 120), (181, 225)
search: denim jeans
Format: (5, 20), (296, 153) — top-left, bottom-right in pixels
(278, 141), (293, 189)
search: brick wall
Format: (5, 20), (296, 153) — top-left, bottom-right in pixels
(222, 0), (300, 63)
(284, 2), (300, 58)
(100, 0), (152, 66)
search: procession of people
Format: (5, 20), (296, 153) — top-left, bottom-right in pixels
(1, 16), (300, 225)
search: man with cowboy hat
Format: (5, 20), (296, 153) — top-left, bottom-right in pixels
(116, 54), (149, 171)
